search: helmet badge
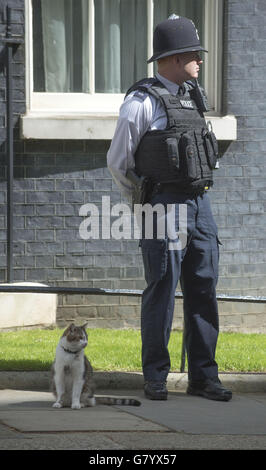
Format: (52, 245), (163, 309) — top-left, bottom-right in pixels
(168, 14), (180, 20)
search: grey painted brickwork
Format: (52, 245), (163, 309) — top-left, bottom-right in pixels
(214, 0), (266, 296)
(0, 0), (266, 332)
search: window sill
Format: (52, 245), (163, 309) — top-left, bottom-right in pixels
(20, 112), (237, 141)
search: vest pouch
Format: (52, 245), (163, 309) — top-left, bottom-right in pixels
(202, 129), (219, 170)
(166, 137), (179, 170)
(179, 131), (198, 180)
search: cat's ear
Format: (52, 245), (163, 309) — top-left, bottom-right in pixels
(81, 322), (88, 330)
(62, 323), (75, 336)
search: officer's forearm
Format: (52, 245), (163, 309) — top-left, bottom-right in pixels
(126, 169), (151, 206)
(126, 168), (143, 187)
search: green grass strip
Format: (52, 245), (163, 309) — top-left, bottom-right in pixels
(0, 328), (265, 372)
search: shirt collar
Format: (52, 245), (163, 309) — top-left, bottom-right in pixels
(155, 72), (181, 95)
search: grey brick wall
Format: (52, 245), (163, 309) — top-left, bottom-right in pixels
(0, 0), (266, 332)
(208, 0), (266, 331)
(212, 0), (266, 302)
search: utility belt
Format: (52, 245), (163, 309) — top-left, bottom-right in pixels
(150, 180), (212, 199)
(126, 169), (211, 208)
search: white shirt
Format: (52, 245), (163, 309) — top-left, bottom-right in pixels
(107, 73), (181, 200)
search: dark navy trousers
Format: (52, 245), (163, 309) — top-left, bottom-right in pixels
(140, 192), (220, 384)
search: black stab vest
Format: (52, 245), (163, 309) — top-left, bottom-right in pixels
(127, 78), (218, 193)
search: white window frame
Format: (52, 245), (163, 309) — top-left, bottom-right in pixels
(21, 0), (236, 140)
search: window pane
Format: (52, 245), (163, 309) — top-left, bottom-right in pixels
(95, 0), (148, 93)
(32, 0), (89, 92)
(32, 0), (206, 95)
(153, 0), (205, 84)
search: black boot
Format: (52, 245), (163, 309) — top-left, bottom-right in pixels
(187, 377), (232, 402)
(144, 381), (168, 400)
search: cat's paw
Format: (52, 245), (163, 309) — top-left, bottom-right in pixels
(52, 402), (63, 408)
(71, 402), (81, 409)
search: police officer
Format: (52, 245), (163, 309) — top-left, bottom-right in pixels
(107, 16), (232, 402)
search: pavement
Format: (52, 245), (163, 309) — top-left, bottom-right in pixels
(0, 371), (266, 451)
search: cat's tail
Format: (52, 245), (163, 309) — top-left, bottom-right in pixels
(95, 396), (141, 406)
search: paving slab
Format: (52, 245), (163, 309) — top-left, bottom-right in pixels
(1, 389), (266, 450)
(0, 409), (166, 433)
(0, 431), (122, 450)
(116, 391), (266, 435)
(0, 389), (165, 433)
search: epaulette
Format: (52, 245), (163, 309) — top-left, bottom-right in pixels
(125, 77), (160, 101)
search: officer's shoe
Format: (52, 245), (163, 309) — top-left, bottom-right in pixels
(144, 381), (168, 400)
(187, 377), (232, 402)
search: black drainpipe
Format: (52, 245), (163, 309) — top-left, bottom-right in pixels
(0, 5), (23, 282)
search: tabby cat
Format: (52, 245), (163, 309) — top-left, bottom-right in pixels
(51, 323), (141, 409)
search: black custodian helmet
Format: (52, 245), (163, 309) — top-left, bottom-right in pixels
(147, 15), (208, 63)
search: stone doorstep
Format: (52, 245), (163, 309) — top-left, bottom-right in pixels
(0, 282), (57, 330)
